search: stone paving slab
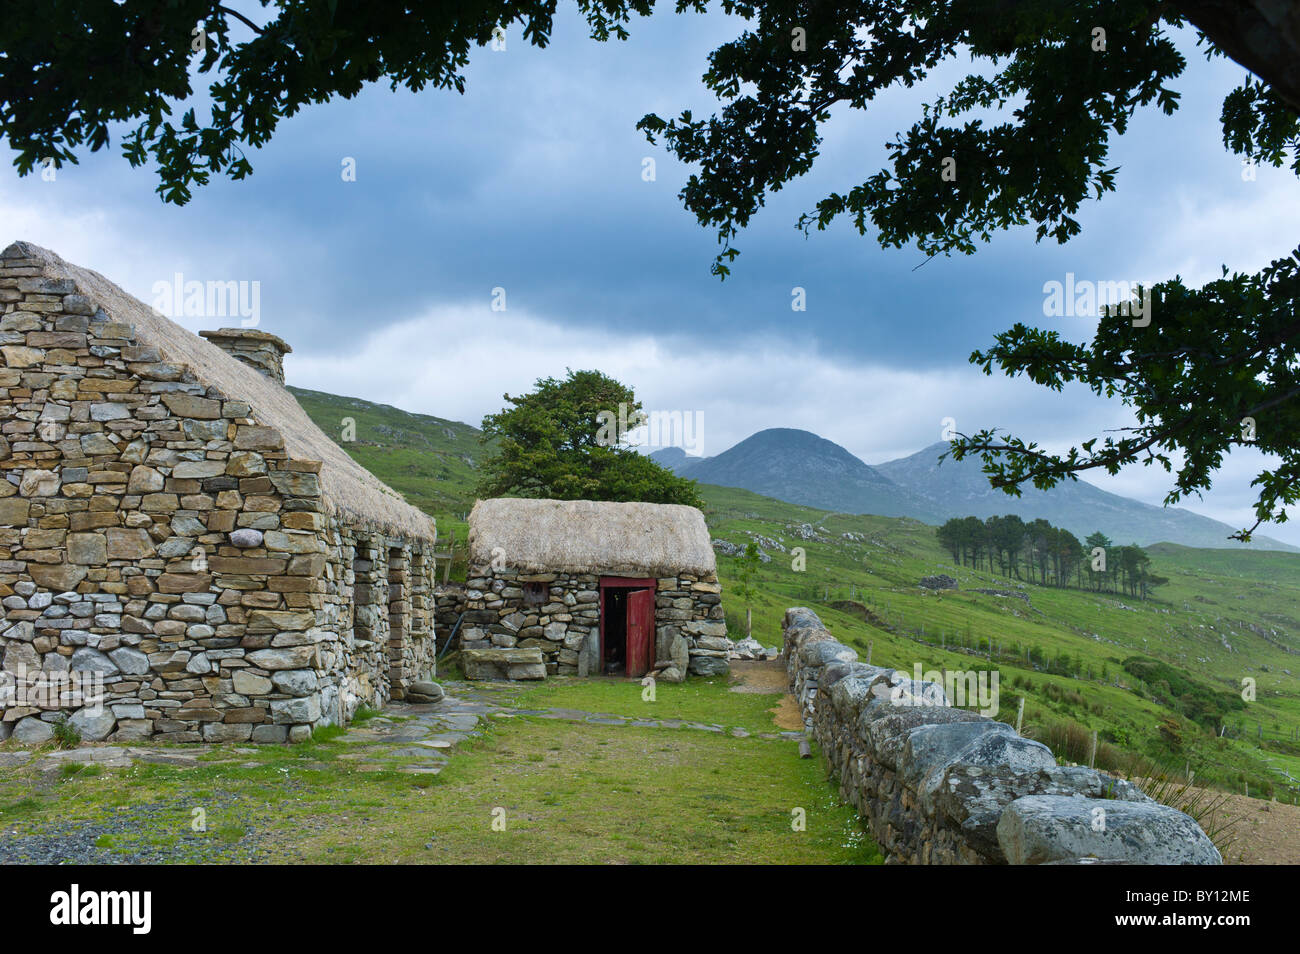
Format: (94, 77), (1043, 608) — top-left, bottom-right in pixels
(0, 681), (806, 777)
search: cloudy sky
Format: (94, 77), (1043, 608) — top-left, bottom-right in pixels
(4, 6), (1298, 543)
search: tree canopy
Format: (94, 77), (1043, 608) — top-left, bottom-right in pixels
(0, 0), (661, 204)
(477, 368), (704, 506)
(4, 1), (1296, 537)
(632, 1), (1300, 542)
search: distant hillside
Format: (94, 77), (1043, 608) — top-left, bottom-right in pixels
(680, 428), (949, 524)
(649, 447), (709, 474)
(288, 387), (487, 522)
(876, 442), (1296, 552)
(699, 481), (1300, 804)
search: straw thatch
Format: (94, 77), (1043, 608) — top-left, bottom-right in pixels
(10, 241), (435, 540)
(468, 498), (716, 577)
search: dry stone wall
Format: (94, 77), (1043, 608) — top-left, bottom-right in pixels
(783, 607), (1222, 865)
(460, 566), (725, 680)
(0, 247), (435, 744)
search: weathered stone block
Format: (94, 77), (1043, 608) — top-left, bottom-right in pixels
(67, 532), (108, 566)
(162, 394), (221, 419)
(997, 795), (1221, 865)
(246, 646), (318, 670)
(271, 695), (322, 724)
(105, 527), (156, 560)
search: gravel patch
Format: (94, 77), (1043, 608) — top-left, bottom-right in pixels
(0, 797), (258, 864)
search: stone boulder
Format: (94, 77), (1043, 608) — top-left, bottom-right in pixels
(462, 647), (546, 681)
(935, 764), (1150, 861)
(899, 721), (1017, 794)
(13, 716), (54, 744)
(687, 655), (729, 677)
(828, 667), (896, 720)
(919, 575), (958, 590)
(68, 647), (118, 674)
(69, 707), (117, 742)
(858, 672), (949, 721)
(406, 680), (445, 704)
(669, 634), (689, 673)
(861, 706), (989, 769)
(107, 647), (150, 676)
(798, 639), (857, 669)
(997, 794), (1222, 865)
(917, 729), (1057, 814)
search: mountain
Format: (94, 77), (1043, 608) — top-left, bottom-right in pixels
(649, 447), (709, 475)
(286, 388), (1295, 552)
(680, 428), (948, 523)
(875, 442), (1296, 552)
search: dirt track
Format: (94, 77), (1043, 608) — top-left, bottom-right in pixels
(728, 659), (803, 730)
(1205, 790), (1300, 865)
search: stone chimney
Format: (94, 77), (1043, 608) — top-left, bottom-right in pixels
(199, 328), (292, 386)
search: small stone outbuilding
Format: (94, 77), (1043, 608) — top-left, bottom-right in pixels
(459, 498), (727, 681)
(0, 242), (438, 744)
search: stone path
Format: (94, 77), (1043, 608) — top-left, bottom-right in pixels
(0, 679), (806, 778)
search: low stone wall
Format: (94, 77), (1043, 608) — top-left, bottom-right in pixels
(783, 607), (1221, 865)
(433, 583), (466, 643)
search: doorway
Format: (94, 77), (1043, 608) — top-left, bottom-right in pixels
(598, 576), (656, 678)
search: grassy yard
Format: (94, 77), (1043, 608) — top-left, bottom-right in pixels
(0, 674), (880, 865)
(504, 672), (796, 734)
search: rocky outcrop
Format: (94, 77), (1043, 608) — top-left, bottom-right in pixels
(782, 607), (1221, 865)
(918, 575), (957, 590)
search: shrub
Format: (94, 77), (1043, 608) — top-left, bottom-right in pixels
(52, 715), (80, 750)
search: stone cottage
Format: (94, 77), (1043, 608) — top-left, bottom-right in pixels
(0, 241), (438, 744)
(459, 498), (727, 681)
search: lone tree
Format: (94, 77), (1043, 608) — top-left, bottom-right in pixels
(477, 368), (703, 506)
(5, 1), (1296, 536)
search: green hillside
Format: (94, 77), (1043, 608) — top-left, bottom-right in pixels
(290, 387), (1300, 801)
(288, 387), (485, 530)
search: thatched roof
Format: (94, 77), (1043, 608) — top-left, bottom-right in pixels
(7, 241), (435, 540)
(468, 498), (716, 577)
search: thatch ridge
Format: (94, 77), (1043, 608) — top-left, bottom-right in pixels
(468, 497), (716, 577)
(8, 241), (435, 540)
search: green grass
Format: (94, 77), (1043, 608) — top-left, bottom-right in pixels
(0, 687), (878, 864)
(504, 674), (793, 735)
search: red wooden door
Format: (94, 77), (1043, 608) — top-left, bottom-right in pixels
(626, 588), (655, 678)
